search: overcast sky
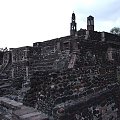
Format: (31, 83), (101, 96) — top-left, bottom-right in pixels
(0, 0), (120, 49)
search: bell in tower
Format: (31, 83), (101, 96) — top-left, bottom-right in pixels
(70, 12), (77, 36)
(87, 15), (94, 31)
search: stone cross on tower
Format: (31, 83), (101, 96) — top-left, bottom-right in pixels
(70, 12), (77, 36)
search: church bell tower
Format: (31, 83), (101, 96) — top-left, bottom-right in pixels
(87, 15), (94, 31)
(70, 12), (77, 36)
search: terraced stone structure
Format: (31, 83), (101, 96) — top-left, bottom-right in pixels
(0, 13), (120, 119)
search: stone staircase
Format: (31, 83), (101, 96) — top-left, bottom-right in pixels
(0, 97), (49, 120)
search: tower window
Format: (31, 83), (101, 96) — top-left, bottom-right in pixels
(91, 20), (94, 25)
(88, 21), (91, 25)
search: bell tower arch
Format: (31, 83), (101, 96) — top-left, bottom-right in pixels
(70, 12), (77, 36)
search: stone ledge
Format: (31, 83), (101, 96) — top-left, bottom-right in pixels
(0, 97), (49, 120)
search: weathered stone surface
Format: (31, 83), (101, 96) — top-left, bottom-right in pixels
(0, 97), (49, 120)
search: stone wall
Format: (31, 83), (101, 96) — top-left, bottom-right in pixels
(10, 46), (33, 80)
(32, 37), (73, 71)
(23, 63), (118, 117)
(53, 83), (120, 120)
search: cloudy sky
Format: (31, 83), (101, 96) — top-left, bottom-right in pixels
(0, 0), (120, 49)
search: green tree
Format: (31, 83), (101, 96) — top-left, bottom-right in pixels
(110, 27), (120, 36)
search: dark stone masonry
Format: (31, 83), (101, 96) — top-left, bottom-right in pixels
(0, 13), (120, 119)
